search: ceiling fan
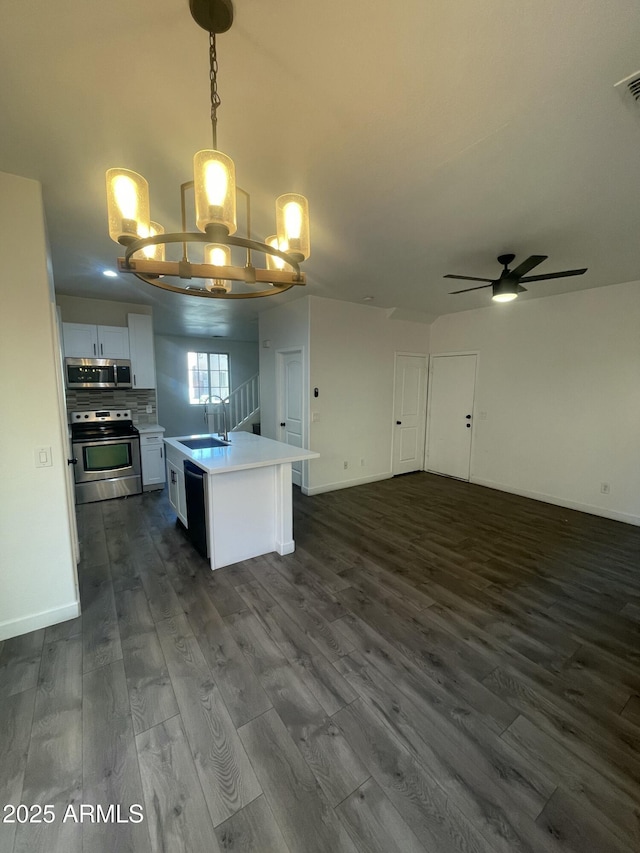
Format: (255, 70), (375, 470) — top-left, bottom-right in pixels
(445, 254), (588, 302)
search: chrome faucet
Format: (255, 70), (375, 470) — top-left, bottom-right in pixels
(204, 395), (229, 442)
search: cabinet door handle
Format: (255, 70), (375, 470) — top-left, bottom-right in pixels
(396, 420), (402, 425)
(100, 343), (103, 355)
(134, 373), (137, 386)
(280, 422), (286, 427)
(93, 343), (96, 355)
(160, 447), (163, 458)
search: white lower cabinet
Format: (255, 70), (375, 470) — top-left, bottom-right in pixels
(165, 444), (187, 526)
(140, 430), (166, 491)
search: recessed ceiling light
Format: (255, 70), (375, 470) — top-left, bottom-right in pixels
(103, 269), (118, 277)
(363, 296), (374, 302)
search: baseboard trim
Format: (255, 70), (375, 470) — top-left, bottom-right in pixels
(470, 477), (640, 527)
(302, 472), (393, 496)
(277, 539), (296, 555)
(0, 600), (81, 642)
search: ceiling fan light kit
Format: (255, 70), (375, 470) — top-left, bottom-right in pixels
(105, 0), (310, 299)
(445, 252), (587, 303)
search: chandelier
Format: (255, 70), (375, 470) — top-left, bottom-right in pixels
(105, 0), (310, 299)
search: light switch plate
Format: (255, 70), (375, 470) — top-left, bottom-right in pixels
(35, 446), (52, 468)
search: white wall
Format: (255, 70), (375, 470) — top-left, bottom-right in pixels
(0, 172), (79, 640)
(56, 294), (151, 325)
(429, 280), (640, 525)
(259, 296), (430, 495)
(259, 300), (310, 438)
(308, 297), (430, 494)
(155, 335), (259, 438)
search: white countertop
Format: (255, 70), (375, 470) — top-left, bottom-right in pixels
(136, 423), (165, 434)
(164, 430), (319, 475)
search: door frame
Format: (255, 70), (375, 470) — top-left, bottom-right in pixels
(391, 351), (429, 475)
(424, 350), (480, 480)
(275, 346), (307, 489)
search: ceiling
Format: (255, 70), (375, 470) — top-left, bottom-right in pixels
(2, 0), (640, 340)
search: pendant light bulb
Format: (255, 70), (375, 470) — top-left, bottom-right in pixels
(115, 176), (137, 220)
(492, 292), (518, 303)
(205, 161), (228, 207)
(284, 203), (302, 240)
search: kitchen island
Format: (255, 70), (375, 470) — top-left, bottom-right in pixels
(164, 431), (319, 570)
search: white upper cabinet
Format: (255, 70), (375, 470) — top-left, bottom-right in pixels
(127, 313), (156, 389)
(62, 322), (130, 359)
(96, 325), (130, 358)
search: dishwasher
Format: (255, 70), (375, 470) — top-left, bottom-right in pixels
(184, 460), (209, 559)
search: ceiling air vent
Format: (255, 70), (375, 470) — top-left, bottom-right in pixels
(614, 70), (640, 108)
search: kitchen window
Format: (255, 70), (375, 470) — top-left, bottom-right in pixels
(188, 351), (230, 404)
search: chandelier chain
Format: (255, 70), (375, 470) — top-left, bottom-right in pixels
(209, 31), (221, 149)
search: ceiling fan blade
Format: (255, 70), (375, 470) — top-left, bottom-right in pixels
(508, 255), (548, 279)
(517, 285), (527, 293)
(519, 268), (587, 283)
(449, 283), (493, 294)
(443, 274), (494, 283)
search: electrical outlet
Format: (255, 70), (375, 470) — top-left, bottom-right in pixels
(343, 461), (349, 469)
(145, 404), (153, 414)
(600, 482), (611, 495)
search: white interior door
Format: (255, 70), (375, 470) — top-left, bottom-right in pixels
(277, 350), (304, 486)
(426, 354), (477, 481)
(392, 354), (428, 475)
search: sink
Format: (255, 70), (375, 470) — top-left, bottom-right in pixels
(178, 437), (229, 450)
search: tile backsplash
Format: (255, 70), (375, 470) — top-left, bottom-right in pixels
(65, 388), (158, 425)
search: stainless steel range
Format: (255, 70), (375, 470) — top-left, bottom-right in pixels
(70, 409), (141, 504)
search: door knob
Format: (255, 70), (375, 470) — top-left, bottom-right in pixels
(466, 424), (471, 428)
(465, 414), (472, 419)
(280, 422), (286, 427)
(396, 420), (402, 425)
(67, 457), (78, 465)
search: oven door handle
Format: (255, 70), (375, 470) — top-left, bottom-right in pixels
(72, 437), (138, 448)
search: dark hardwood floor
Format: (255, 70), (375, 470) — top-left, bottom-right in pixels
(1, 472), (640, 852)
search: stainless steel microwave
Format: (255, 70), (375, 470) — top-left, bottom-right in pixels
(65, 357), (132, 389)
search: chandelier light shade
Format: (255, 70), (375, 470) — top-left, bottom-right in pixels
(276, 194), (310, 261)
(104, 0), (310, 299)
(204, 243), (232, 293)
(194, 150), (237, 236)
(137, 222), (165, 262)
(106, 169), (150, 245)
(265, 236), (286, 271)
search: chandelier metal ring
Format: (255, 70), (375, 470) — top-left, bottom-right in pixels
(123, 232), (302, 278)
(124, 273), (296, 300)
